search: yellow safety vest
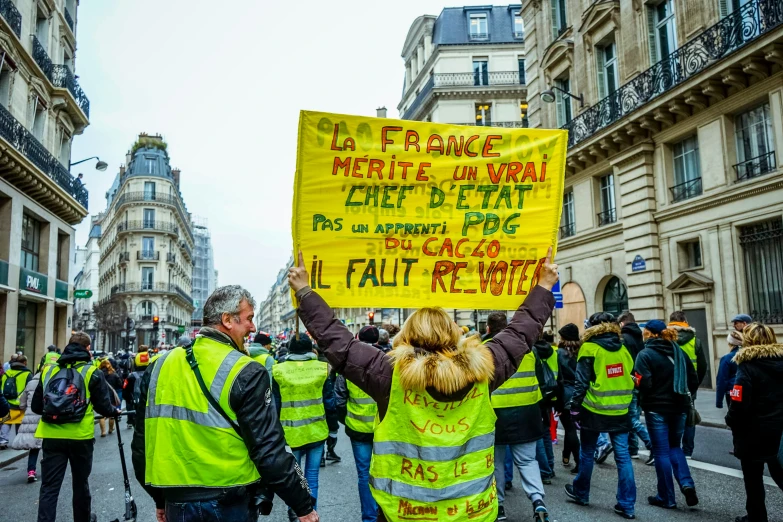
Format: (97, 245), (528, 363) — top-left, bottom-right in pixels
(135, 352), (151, 368)
(252, 352), (276, 372)
(2, 369), (31, 408)
(144, 338), (260, 488)
(346, 379), (377, 434)
(42, 352), (60, 369)
(369, 368), (498, 522)
(35, 363), (97, 440)
(272, 359), (329, 448)
(679, 338), (698, 371)
(546, 346), (559, 378)
(578, 342), (634, 416)
(491, 352), (542, 409)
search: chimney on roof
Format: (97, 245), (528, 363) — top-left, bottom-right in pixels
(376, 107), (387, 118)
(119, 164), (125, 175)
(172, 168), (181, 187)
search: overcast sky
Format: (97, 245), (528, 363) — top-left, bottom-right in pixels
(71, 0), (481, 305)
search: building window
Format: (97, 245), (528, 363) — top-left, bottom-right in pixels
(678, 239), (703, 270)
(145, 158), (155, 174)
(514, 12), (524, 39)
(671, 135), (702, 201)
(555, 77), (572, 127)
(596, 41), (618, 99)
(21, 214), (41, 272)
(648, 0), (677, 64)
(603, 276), (629, 316)
(144, 181), (156, 200)
(142, 236), (154, 255)
(473, 59), (489, 86)
(550, 0), (568, 39)
(0, 56), (12, 109)
(475, 103), (492, 126)
(518, 58), (525, 84)
(598, 173), (616, 226)
(735, 103), (776, 181)
(35, 8), (49, 47)
(561, 191), (575, 238)
(59, 131), (71, 166)
(520, 101), (528, 126)
(16, 300), (37, 359)
(469, 13), (488, 40)
(139, 300), (155, 320)
(740, 218), (783, 323)
(142, 267), (154, 291)
(143, 209), (155, 228)
(31, 97), (46, 141)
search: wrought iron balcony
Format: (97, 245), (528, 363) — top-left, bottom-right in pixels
(734, 151), (777, 181)
(563, 0), (783, 148)
(116, 220), (179, 236)
(0, 0), (21, 37)
(32, 36), (53, 80)
(179, 240), (193, 260)
(166, 252), (176, 264)
(560, 222), (576, 239)
(51, 65), (90, 118)
(0, 97), (87, 207)
(670, 177), (703, 203)
(468, 31), (489, 41)
(118, 252), (130, 265)
(597, 208), (617, 227)
(111, 191), (192, 241)
(64, 7), (74, 32)
(402, 76), (434, 120)
(455, 119), (529, 128)
(137, 250), (160, 261)
(112, 282), (192, 305)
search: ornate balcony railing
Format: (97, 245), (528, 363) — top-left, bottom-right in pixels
(402, 76), (434, 120)
(166, 252), (176, 264)
(0, 0), (22, 37)
(51, 65), (90, 118)
(563, 0), (783, 148)
(468, 31), (489, 41)
(137, 250), (160, 261)
(734, 151), (777, 181)
(111, 191), (193, 242)
(31, 36), (53, 80)
(116, 220), (179, 236)
(560, 222), (576, 239)
(670, 177), (703, 203)
(64, 7), (74, 32)
(111, 282), (193, 305)
(434, 70), (524, 88)
(455, 119), (529, 128)
(0, 96), (87, 207)
(597, 208), (617, 227)
(118, 252), (130, 264)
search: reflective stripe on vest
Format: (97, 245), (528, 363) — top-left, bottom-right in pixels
(369, 368), (498, 521)
(490, 352), (542, 408)
(35, 363), (96, 440)
(345, 379), (377, 434)
(680, 338), (698, 370)
(145, 338), (261, 488)
(578, 341), (634, 416)
(272, 359), (329, 448)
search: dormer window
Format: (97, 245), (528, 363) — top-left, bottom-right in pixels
(514, 12), (524, 39)
(469, 13), (488, 41)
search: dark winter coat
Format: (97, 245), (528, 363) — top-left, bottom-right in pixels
(557, 347), (578, 408)
(130, 328), (314, 517)
(633, 336), (698, 415)
(102, 369), (123, 393)
(621, 323), (644, 361)
(672, 326), (708, 386)
(726, 343), (783, 460)
(568, 323), (633, 433)
(715, 347), (739, 408)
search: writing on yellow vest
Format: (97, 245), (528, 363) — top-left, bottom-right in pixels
(578, 342), (634, 416)
(490, 352), (542, 408)
(346, 379), (377, 433)
(369, 369), (498, 522)
(272, 359), (329, 448)
(35, 363), (97, 440)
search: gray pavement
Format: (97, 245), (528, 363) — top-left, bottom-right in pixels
(2, 423), (782, 522)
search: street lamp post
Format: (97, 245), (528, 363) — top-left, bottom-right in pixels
(70, 156), (108, 172)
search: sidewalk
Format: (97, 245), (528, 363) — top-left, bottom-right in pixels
(695, 390), (728, 429)
(0, 448), (28, 468)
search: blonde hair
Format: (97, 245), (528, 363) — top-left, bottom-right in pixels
(642, 328), (679, 342)
(742, 323), (777, 346)
(394, 307), (462, 352)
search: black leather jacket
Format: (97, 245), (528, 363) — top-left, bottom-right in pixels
(130, 328), (314, 517)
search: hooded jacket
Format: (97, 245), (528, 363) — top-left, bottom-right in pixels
(621, 322), (644, 361)
(633, 333), (698, 415)
(671, 325), (708, 386)
(568, 323), (633, 433)
(557, 345), (578, 407)
(725, 343), (783, 460)
(715, 346), (740, 408)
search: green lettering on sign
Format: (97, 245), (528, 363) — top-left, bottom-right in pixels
(74, 289), (93, 299)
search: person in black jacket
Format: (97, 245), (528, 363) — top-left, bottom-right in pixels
(633, 320), (699, 509)
(534, 333), (559, 483)
(726, 323), (783, 522)
(557, 323), (581, 475)
(618, 312), (653, 462)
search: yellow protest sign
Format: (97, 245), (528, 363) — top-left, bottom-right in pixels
(292, 111), (567, 309)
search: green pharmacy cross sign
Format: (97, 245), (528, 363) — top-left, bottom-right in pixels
(74, 289), (93, 299)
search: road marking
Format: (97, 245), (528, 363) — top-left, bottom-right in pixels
(555, 429), (777, 487)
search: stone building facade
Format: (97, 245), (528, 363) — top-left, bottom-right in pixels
(522, 0), (783, 386)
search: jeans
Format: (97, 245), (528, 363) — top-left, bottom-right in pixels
(165, 498), (259, 522)
(645, 411), (694, 507)
(28, 448), (40, 473)
(682, 424), (696, 457)
(351, 440), (378, 522)
(37, 439), (95, 522)
(504, 446), (514, 484)
(740, 457), (783, 522)
(288, 444), (325, 519)
(0, 422), (17, 443)
(574, 430), (636, 514)
(536, 436), (555, 478)
(628, 390), (652, 455)
(494, 443), (545, 505)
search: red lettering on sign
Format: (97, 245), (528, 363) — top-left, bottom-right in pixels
(606, 363), (624, 378)
(730, 385), (743, 402)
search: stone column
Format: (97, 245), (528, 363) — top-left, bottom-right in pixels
(718, 223), (740, 318)
(707, 225), (727, 329)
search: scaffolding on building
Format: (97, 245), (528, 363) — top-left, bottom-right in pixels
(191, 216), (216, 327)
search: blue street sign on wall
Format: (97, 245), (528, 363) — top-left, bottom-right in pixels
(552, 277), (563, 309)
(632, 255), (647, 272)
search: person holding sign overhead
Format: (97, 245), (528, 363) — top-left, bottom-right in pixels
(289, 248), (558, 522)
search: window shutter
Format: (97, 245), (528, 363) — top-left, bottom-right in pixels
(596, 47), (607, 100)
(551, 0), (559, 40)
(719, 0), (729, 17)
(647, 7), (658, 65)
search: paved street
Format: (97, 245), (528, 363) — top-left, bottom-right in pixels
(2, 423), (781, 522)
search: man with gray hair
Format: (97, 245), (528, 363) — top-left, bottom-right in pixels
(131, 285), (318, 522)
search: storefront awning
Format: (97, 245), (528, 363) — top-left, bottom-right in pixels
(20, 290), (54, 302)
(0, 283), (16, 293)
(55, 298), (74, 306)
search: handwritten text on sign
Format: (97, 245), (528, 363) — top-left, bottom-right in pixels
(292, 111), (567, 309)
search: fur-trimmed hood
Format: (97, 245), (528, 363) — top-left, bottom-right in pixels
(388, 336), (494, 395)
(733, 344), (783, 364)
(669, 324), (697, 346)
(582, 323), (624, 352)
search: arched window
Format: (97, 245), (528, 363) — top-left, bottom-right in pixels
(602, 276), (628, 316)
(137, 300), (156, 320)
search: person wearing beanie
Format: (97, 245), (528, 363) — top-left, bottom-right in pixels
(557, 324), (582, 475)
(288, 249), (559, 522)
(248, 332), (275, 372)
(565, 312), (636, 519)
(358, 325), (380, 345)
(633, 320), (699, 509)
(716, 330), (743, 409)
(272, 335), (336, 521)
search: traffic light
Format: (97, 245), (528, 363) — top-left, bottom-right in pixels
(152, 316), (160, 331)
(368, 311), (375, 325)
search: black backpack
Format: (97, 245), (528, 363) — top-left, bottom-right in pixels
(536, 351), (558, 400)
(42, 365), (90, 424)
(2, 370), (29, 401)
